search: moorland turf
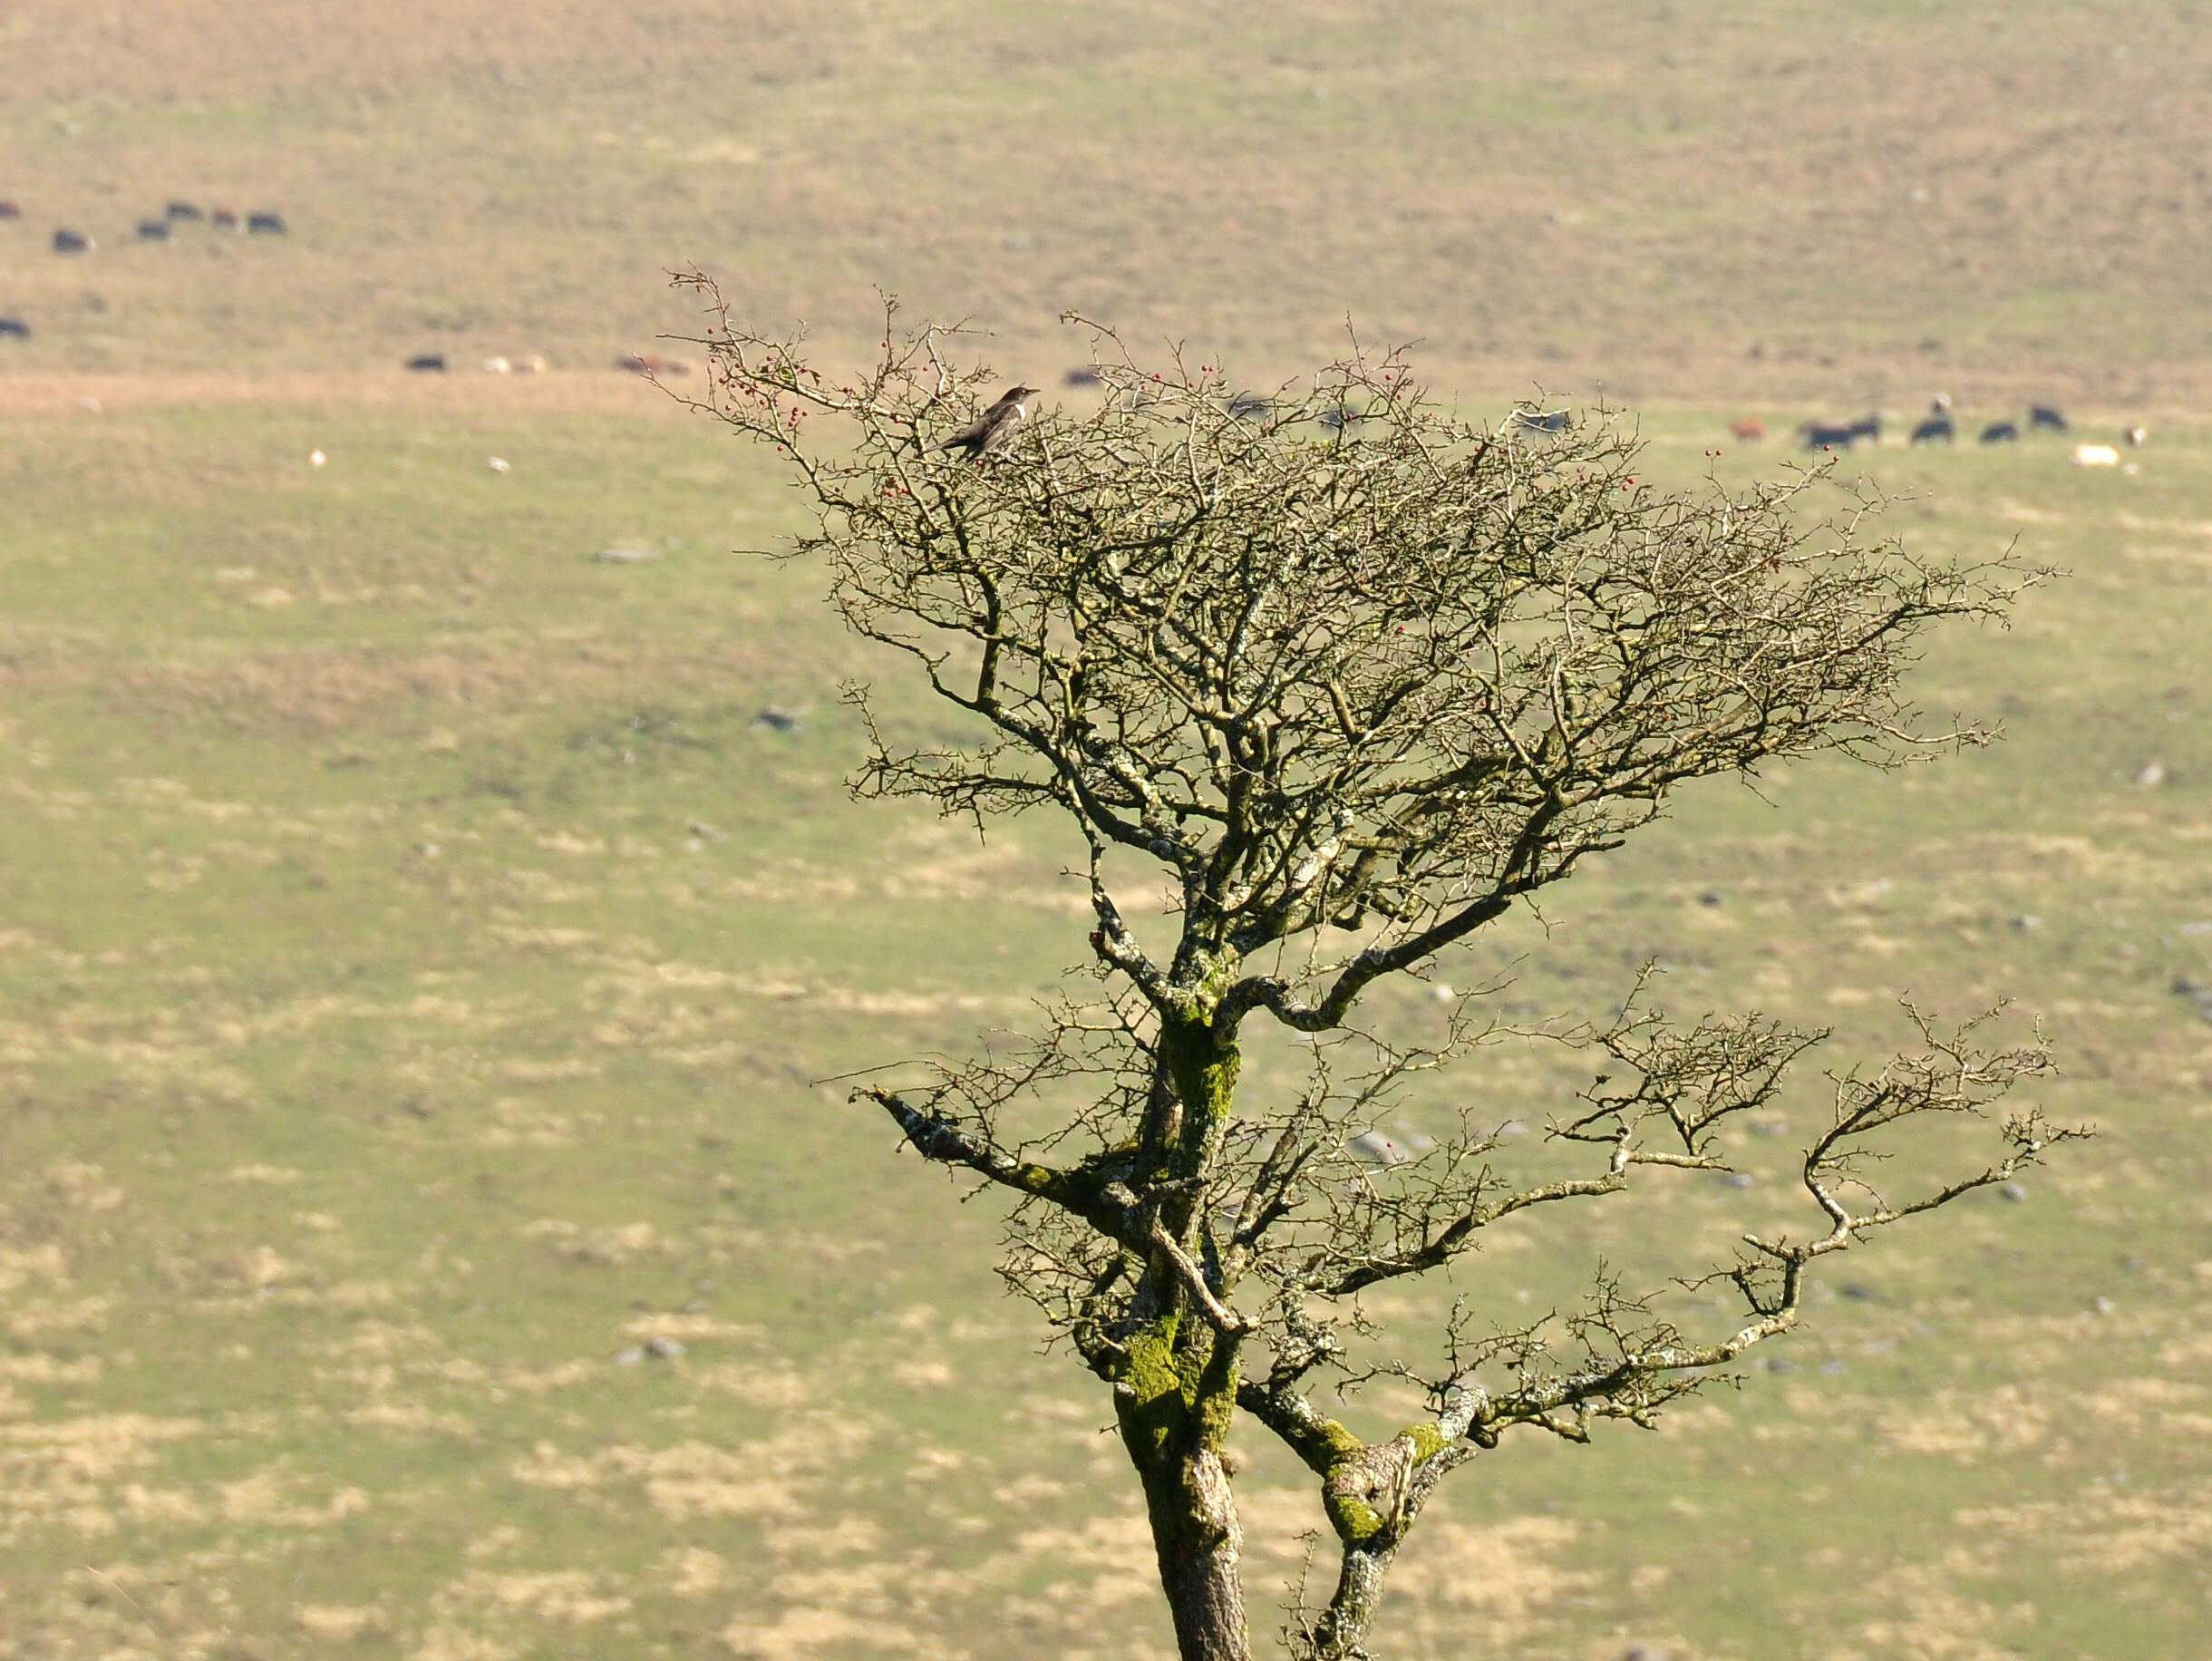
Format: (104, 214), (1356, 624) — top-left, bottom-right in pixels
(5, 4), (2212, 1658)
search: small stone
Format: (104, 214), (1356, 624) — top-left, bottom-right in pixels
(1496, 1119), (1529, 1140)
(1431, 982), (1457, 1004)
(1698, 890), (1722, 907)
(644, 1336), (685, 1360)
(612, 1347), (645, 1366)
(1347, 1131), (1408, 1165)
(1621, 1646), (1671, 1661)
(1998, 1180), (2028, 1202)
(1840, 1282), (1877, 1301)
(2134, 762), (2167, 789)
(2011, 914), (2042, 931)
(1821, 1358), (1847, 1375)
(594, 546), (659, 564)
(2091, 1296), (2115, 1317)
(1717, 1170), (1755, 1190)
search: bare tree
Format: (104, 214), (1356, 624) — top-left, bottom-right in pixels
(677, 283), (2079, 1661)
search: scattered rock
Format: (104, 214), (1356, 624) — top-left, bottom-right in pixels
(687, 821), (727, 844)
(1716, 1170), (1755, 1190)
(2011, 914), (2042, 931)
(2134, 762), (2166, 790)
(1621, 1646), (1670, 1661)
(612, 1346), (645, 1366)
(2091, 1296), (2115, 1317)
(1347, 1131), (1410, 1165)
(1820, 1358), (1847, 1375)
(594, 547), (659, 564)
(1748, 1118), (1788, 1138)
(644, 1336), (686, 1360)
(1998, 1180), (2028, 1202)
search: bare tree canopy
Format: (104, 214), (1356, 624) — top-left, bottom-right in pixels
(678, 282), (2081, 1661)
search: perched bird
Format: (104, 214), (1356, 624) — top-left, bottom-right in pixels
(938, 384), (1037, 460)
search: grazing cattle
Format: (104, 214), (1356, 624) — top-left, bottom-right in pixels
(1227, 392), (1275, 422)
(52, 228), (90, 253)
(481, 356), (512, 374)
(166, 201), (203, 221)
(1511, 408), (1569, 434)
(616, 353), (692, 376)
(1979, 422), (2019, 443)
(136, 219), (171, 241)
(2029, 404), (2068, 432)
(0, 317), (30, 339)
(0, 199), (20, 219)
(2071, 443), (2120, 467)
(1847, 412), (1882, 443)
(1800, 420), (1859, 450)
(1910, 414), (1954, 443)
(517, 354), (548, 374)
(405, 353), (448, 373)
(247, 211), (286, 235)
(210, 208), (239, 229)
(2125, 425), (2149, 447)
(1729, 418), (1766, 442)
(1062, 366), (1103, 387)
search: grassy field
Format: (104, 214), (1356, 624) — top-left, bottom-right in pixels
(5, 4), (2212, 1659)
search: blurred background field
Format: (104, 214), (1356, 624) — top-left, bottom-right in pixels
(4, 5), (2212, 1660)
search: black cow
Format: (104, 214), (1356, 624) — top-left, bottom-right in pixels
(137, 219), (171, 241)
(247, 211), (287, 235)
(1800, 421), (1860, 450)
(52, 228), (89, 254)
(166, 201), (203, 221)
(1511, 408), (1568, 434)
(0, 199), (20, 219)
(405, 353), (448, 373)
(2029, 404), (2068, 432)
(1847, 412), (1883, 443)
(1226, 392), (1275, 422)
(1062, 366), (1103, 387)
(1910, 414), (1955, 444)
(1979, 422), (2019, 443)
(0, 317), (30, 339)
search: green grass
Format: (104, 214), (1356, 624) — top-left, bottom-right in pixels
(2, 397), (2210, 1661)
(6, 1), (2212, 1654)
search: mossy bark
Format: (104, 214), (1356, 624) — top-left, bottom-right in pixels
(1115, 1008), (1249, 1661)
(1116, 1313), (1247, 1661)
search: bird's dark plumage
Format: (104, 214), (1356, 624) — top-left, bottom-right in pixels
(938, 385), (1038, 460)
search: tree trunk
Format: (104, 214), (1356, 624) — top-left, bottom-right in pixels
(1122, 1423), (1250, 1661)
